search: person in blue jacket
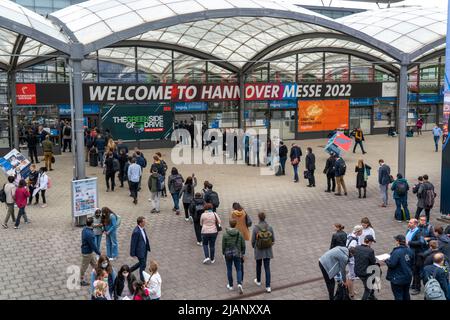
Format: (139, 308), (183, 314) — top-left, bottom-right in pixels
(95, 133), (106, 167)
(385, 235), (415, 300)
(130, 216), (151, 282)
(80, 217), (101, 286)
(101, 207), (118, 261)
(422, 253), (450, 300)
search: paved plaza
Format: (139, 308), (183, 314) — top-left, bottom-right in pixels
(0, 133), (446, 300)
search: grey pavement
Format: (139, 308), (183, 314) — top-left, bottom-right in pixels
(0, 132), (446, 300)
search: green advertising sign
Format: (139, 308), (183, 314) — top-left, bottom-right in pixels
(101, 104), (173, 141)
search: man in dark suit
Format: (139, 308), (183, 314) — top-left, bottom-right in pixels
(305, 147), (316, 187)
(378, 159), (391, 207)
(130, 216), (151, 282)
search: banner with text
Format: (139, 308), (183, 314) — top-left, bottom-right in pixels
(298, 100), (349, 132)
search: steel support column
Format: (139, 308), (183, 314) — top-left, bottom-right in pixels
(239, 73), (245, 130)
(398, 64), (408, 177)
(69, 44), (85, 180)
(8, 71), (19, 149)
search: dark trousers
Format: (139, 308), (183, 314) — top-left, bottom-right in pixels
(118, 168), (125, 187)
(201, 233), (218, 260)
(308, 169), (315, 186)
(28, 186), (37, 204)
(129, 182), (139, 201)
(415, 207), (431, 222)
(193, 221), (202, 242)
(412, 253), (424, 290)
(63, 138), (72, 152)
(14, 207), (28, 227)
(256, 258), (271, 288)
(36, 189), (46, 204)
(28, 147), (38, 163)
(319, 261), (335, 300)
(130, 254), (147, 282)
(280, 157), (287, 174)
(293, 164), (299, 181)
(395, 196), (410, 221)
(353, 140), (366, 153)
(327, 175), (336, 192)
(226, 256), (243, 286)
(434, 135), (440, 151)
(391, 283), (411, 300)
(105, 172), (116, 191)
(360, 275), (375, 300)
(183, 202), (190, 219)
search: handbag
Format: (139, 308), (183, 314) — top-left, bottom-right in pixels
(291, 158), (299, 166)
(214, 213), (222, 232)
(303, 170), (310, 179)
(245, 213), (252, 228)
(389, 175), (394, 183)
(51, 156), (56, 164)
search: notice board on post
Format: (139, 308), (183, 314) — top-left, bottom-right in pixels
(71, 177), (98, 219)
(298, 100), (349, 132)
(0, 149), (31, 179)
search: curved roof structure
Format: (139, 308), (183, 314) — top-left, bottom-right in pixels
(0, 0), (446, 73)
(0, 0), (70, 69)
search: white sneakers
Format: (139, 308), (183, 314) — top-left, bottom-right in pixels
(185, 218), (190, 222)
(210, 259), (215, 264)
(226, 284), (233, 291)
(266, 287), (271, 293)
(254, 279), (261, 286)
(237, 284), (243, 294)
(202, 258), (210, 264)
(196, 242), (202, 246)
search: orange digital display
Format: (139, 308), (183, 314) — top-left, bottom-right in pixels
(298, 100), (349, 132)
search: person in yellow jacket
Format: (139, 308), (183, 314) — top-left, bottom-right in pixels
(230, 203), (252, 282)
(352, 127), (366, 154)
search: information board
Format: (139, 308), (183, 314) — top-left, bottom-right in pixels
(71, 177), (98, 218)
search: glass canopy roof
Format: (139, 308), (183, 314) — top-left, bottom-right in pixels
(0, 0), (446, 72)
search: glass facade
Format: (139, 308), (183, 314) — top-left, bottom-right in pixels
(12, 0), (84, 15)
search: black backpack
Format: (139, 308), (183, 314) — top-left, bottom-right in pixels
(0, 184), (6, 203)
(206, 191), (220, 208)
(396, 181), (408, 196)
(64, 126), (71, 136)
(191, 202), (204, 222)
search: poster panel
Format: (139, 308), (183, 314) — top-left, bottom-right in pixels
(298, 100), (349, 132)
(72, 177), (98, 218)
(0, 149), (31, 179)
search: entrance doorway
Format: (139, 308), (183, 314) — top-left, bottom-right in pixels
(175, 113), (206, 127)
(350, 107), (372, 135)
(270, 110), (296, 140)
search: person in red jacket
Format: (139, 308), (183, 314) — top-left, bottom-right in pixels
(14, 179), (30, 229)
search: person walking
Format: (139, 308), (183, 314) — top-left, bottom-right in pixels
(95, 133), (106, 167)
(330, 224), (347, 249)
(118, 149), (128, 188)
(354, 235), (377, 300)
(92, 208), (103, 253)
(378, 159), (391, 207)
(168, 167), (184, 215)
(334, 154), (347, 196)
(180, 174), (197, 221)
(128, 157), (142, 205)
(113, 265), (136, 300)
(413, 176), (424, 219)
(417, 174), (436, 223)
(2, 176), (16, 229)
(26, 129), (39, 164)
(416, 118), (424, 136)
(318, 246), (351, 300)
(147, 260), (162, 300)
(352, 127), (367, 154)
(200, 203), (221, 264)
(80, 217), (101, 287)
(130, 216), (151, 282)
(305, 147), (316, 187)
(407, 218), (429, 295)
(155, 152), (168, 197)
(27, 164), (39, 205)
(102, 207), (119, 261)
(222, 219), (246, 294)
(355, 160), (371, 198)
(231, 203), (251, 281)
(278, 141), (288, 176)
(148, 167), (162, 214)
(104, 152), (117, 192)
(14, 179), (30, 229)
(432, 124), (443, 152)
(391, 173), (411, 222)
(41, 135), (53, 171)
(190, 193), (205, 245)
(204, 183), (220, 213)
(62, 121), (72, 152)
(36, 167), (49, 208)
(289, 143), (302, 183)
(323, 153), (336, 193)
(384, 235), (415, 300)
(251, 212), (274, 293)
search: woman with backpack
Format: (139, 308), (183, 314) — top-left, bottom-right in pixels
(101, 207), (119, 261)
(200, 203), (221, 264)
(180, 174), (197, 222)
(168, 167), (184, 215)
(190, 192), (206, 245)
(355, 159), (371, 199)
(231, 203), (251, 281)
(27, 164), (39, 205)
(104, 152), (116, 192)
(148, 167), (162, 214)
(391, 173), (411, 222)
(251, 212), (275, 293)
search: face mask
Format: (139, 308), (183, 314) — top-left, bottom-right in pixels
(122, 272), (129, 277)
(103, 277), (108, 282)
(101, 263), (108, 269)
